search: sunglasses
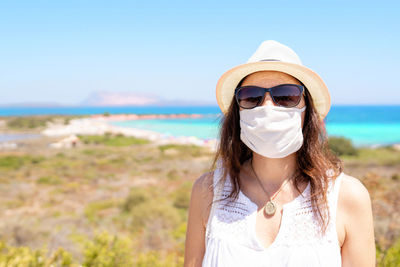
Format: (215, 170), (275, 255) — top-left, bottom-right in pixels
(235, 84), (304, 109)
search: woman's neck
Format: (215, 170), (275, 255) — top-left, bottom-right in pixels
(249, 152), (299, 190)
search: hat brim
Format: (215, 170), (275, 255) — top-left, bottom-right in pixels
(216, 61), (331, 120)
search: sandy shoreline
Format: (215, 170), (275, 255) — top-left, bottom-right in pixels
(39, 113), (218, 151)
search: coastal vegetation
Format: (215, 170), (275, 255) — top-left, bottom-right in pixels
(0, 117), (399, 266)
(1, 115), (85, 130)
(77, 133), (150, 146)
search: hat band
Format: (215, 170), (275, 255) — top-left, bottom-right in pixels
(259, 59), (281, 61)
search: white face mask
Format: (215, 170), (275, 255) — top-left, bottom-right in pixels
(239, 105), (306, 158)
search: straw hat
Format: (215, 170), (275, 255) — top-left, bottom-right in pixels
(216, 40), (331, 119)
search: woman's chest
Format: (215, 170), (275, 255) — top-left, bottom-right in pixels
(209, 199), (338, 251)
(254, 203), (346, 250)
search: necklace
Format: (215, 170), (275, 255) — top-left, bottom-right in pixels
(249, 158), (297, 216)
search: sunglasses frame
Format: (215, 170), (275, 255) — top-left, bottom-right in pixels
(234, 83), (305, 109)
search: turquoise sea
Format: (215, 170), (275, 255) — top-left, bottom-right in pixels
(108, 105), (400, 147)
(1, 105), (399, 147)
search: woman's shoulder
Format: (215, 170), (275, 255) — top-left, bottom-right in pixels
(326, 171), (370, 202)
(334, 173), (373, 247)
(192, 171), (214, 196)
(337, 173), (371, 209)
(191, 171), (215, 228)
(336, 173), (373, 234)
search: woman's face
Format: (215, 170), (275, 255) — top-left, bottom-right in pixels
(239, 70), (306, 128)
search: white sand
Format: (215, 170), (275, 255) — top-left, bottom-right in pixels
(41, 116), (218, 151)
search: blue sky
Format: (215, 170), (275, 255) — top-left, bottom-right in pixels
(0, 0), (399, 106)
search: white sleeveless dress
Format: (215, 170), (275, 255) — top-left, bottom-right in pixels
(202, 165), (344, 267)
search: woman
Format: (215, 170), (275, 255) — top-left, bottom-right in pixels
(184, 40), (375, 267)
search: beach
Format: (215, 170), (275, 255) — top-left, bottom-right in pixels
(41, 113), (218, 150)
(0, 113), (218, 151)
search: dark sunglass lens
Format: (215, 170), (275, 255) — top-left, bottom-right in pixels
(236, 86), (264, 109)
(271, 85), (302, 107)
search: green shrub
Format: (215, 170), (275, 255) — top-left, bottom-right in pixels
(55, 152), (66, 158)
(128, 200), (181, 231)
(377, 237), (400, 267)
(167, 169), (179, 181)
(107, 156), (126, 165)
(30, 156), (45, 164)
(81, 149), (110, 157)
(173, 181), (193, 209)
(85, 200), (117, 222)
(6, 116), (50, 129)
(0, 156), (25, 170)
(77, 231), (134, 267)
(158, 144), (205, 157)
(0, 240), (75, 266)
(328, 136), (358, 156)
(121, 187), (151, 213)
(37, 175), (62, 185)
(135, 250), (183, 267)
(132, 155), (154, 163)
(355, 147), (400, 166)
(0, 155), (44, 170)
(171, 222), (187, 255)
(78, 134), (149, 146)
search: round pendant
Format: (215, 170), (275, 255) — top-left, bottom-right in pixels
(264, 201), (276, 215)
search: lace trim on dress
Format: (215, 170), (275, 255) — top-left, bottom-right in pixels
(205, 162), (344, 250)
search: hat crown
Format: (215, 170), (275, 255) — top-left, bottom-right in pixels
(246, 40), (303, 65)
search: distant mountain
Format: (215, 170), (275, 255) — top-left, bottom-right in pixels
(80, 91), (161, 106)
(0, 91), (216, 107)
(79, 91), (215, 107)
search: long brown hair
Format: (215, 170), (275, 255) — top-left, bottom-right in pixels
(210, 78), (343, 233)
